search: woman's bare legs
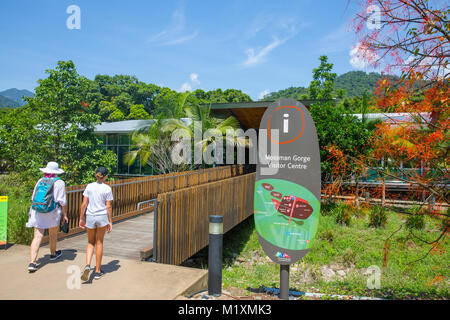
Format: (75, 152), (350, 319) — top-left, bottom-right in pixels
(86, 228), (96, 266)
(48, 226), (58, 255)
(95, 226), (107, 272)
(30, 228), (44, 263)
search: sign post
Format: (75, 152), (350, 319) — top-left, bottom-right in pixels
(0, 196), (8, 248)
(254, 99), (321, 299)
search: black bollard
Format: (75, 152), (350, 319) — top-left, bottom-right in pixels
(208, 215), (223, 297)
(280, 264), (290, 300)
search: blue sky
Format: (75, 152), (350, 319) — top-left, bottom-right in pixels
(0, 0), (375, 100)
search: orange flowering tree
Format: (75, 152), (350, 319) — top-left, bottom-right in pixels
(324, 0), (449, 259)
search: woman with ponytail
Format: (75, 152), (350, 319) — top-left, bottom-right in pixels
(79, 166), (113, 281)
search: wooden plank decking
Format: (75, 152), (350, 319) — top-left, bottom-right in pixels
(42, 212), (154, 261)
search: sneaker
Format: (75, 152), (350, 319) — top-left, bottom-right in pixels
(50, 250), (62, 261)
(94, 270), (105, 280)
(81, 265), (91, 282)
(28, 263), (38, 273)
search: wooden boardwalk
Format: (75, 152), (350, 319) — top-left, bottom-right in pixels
(43, 212), (154, 261)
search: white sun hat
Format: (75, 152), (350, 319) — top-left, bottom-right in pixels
(39, 161), (65, 174)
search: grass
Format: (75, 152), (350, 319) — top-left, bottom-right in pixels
(0, 173), (35, 244)
(184, 202), (449, 300)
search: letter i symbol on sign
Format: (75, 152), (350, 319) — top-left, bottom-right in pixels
(283, 114), (289, 133)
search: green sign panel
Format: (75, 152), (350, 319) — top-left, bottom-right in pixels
(255, 99), (321, 265)
(0, 196), (8, 245)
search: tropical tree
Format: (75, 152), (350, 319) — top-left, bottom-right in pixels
(309, 55), (338, 100)
(162, 103), (248, 163)
(125, 94), (248, 173)
(18, 60), (117, 184)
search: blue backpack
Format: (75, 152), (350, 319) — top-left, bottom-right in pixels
(32, 177), (60, 213)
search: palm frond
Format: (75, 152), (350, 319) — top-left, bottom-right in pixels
(123, 150), (138, 166)
(216, 116), (241, 134)
(161, 118), (193, 135)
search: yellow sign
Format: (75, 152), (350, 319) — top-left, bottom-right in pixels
(0, 196), (8, 245)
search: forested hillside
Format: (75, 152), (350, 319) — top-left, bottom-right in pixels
(0, 88), (34, 107)
(0, 95), (19, 108)
(264, 71), (399, 100)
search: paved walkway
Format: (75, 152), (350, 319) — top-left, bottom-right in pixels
(0, 244), (207, 300)
(42, 212), (154, 261)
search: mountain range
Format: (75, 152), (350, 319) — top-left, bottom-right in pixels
(0, 88), (34, 108)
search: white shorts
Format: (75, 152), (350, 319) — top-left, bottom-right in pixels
(85, 214), (109, 229)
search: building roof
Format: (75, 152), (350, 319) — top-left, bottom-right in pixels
(352, 112), (431, 123)
(94, 120), (155, 134)
(209, 99), (334, 129)
(94, 118), (192, 134)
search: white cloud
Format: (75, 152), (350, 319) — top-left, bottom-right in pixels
(179, 73), (200, 92)
(179, 82), (192, 92)
(149, 5), (198, 46)
(190, 73), (200, 85)
(241, 17), (298, 67)
(243, 37), (286, 67)
(258, 89), (269, 100)
(349, 42), (379, 69)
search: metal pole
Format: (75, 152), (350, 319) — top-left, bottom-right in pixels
(208, 215), (223, 297)
(280, 264), (290, 300)
(152, 199), (158, 263)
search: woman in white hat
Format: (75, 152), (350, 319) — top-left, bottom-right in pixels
(26, 161), (68, 272)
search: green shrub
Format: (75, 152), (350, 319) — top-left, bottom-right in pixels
(404, 206), (426, 231)
(0, 173), (35, 244)
(368, 205), (388, 228)
(319, 230), (335, 242)
(8, 200), (33, 244)
(405, 214), (425, 231)
(353, 206), (370, 218)
(321, 201), (338, 216)
(334, 202), (353, 226)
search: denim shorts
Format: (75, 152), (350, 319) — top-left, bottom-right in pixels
(85, 214), (109, 229)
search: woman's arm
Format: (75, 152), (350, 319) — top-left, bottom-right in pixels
(79, 196), (89, 229)
(106, 200), (113, 233)
(54, 180), (68, 223)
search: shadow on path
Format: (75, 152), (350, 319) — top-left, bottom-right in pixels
(36, 249), (78, 270)
(83, 259), (121, 284)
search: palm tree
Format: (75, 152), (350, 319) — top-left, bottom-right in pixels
(161, 103), (250, 166)
(125, 93), (250, 173)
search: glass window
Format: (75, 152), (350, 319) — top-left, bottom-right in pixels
(107, 134), (118, 145)
(117, 146), (130, 174)
(142, 164), (153, 175)
(119, 134), (130, 145)
(129, 157), (141, 175)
